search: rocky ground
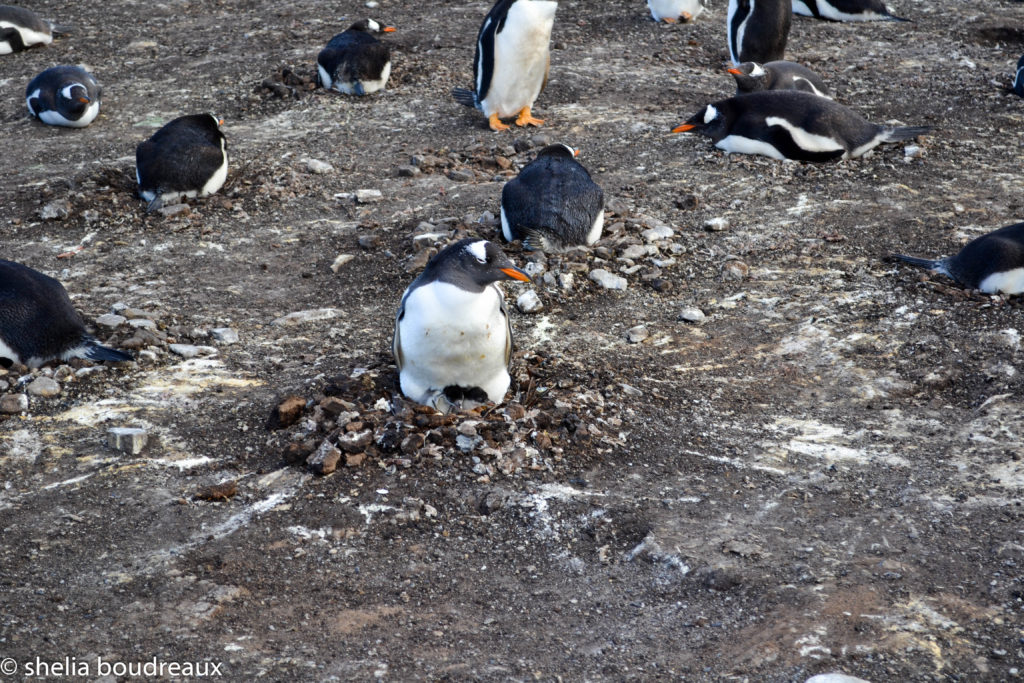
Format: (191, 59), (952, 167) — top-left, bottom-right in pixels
(2, 0), (1024, 680)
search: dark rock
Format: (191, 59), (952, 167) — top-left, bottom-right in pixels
(307, 440), (342, 475)
(267, 395), (307, 430)
(195, 480), (238, 501)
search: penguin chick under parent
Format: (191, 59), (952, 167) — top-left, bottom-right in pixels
(501, 144), (605, 252)
(0, 260), (132, 368)
(0, 5), (54, 54)
(892, 222), (1024, 295)
(135, 113), (228, 211)
(792, 0), (907, 21)
(673, 91), (930, 161)
(26, 65), (101, 127)
(393, 239), (531, 412)
(316, 18), (395, 96)
(648, 0), (707, 23)
(727, 0), (791, 65)
(728, 61), (831, 99)
(452, 0), (557, 132)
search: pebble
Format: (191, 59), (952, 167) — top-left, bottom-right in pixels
(589, 269), (627, 290)
(272, 308), (341, 325)
(307, 440), (341, 476)
(642, 226), (674, 242)
(722, 260), (749, 280)
(620, 245), (649, 260)
(904, 145), (922, 160)
(447, 169), (474, 182)
(679, 307), (706, 323)
(456, 434), (484, 452)
(157, 203), (191, 218)
(331, 254), (355, 272)
(626, 325), (650, 343)
(128, 318), (157, 330)
(704, 217), (730, 232)
(516, 290), (543, 313)
(531, 133), (551, 148)
(337, 430), (373, 453)
(96, 314), (127, 328)
(38, 199), (70, 221)
(524, 261), (545, 278)
(306, 159), (333, 174)
(0, 393), (29, 414)
(107, 427), (149, 455)
(169, 344), (217, 358)
(26, 377), (61, 397)
(558, 272), (575, 291)
(355, 189), (383, 203)
(397, 165), (420, 178)
(268, 396), (306, 430)
(211, 328), (239, 344)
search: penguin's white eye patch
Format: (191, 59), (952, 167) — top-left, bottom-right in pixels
(750, 64), (766, 77)
(704, 105), (719, 124)
(367, 19), (380, 32)
(467, 241), (489, 264)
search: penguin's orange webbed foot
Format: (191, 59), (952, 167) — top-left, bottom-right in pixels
(515, 107), (544, 128)
(662, 16), (678, 23)
(680, 11), (693, 21)
(488, 113), (510, 131)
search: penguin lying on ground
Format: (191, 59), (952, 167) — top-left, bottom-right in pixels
(316, 19), (395, 95)
(393, 239), (531, 412)
(452, 0), (558, 132)
(673, 91), (930, 161)
(727, 0), (791, 64)
(0, 260), (132, 368)
(1012, 55), (1024, 98)
(891, 222), (1024, 295)
(648, 0), (707, 23)
(26, 66), (101, 127)
(135, 114), (228, 212)
(0, 5), (58, 54)
(792, 0), (907, 21)
(500, 144), (605, 252)
(728, 61), (831, 98)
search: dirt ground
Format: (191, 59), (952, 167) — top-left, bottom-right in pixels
(2, 0), (1024, 680)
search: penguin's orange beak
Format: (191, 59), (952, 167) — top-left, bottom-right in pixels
(383, 26), (396, 32)
(78, 96), (91, 103)
(218, 118), (225, 126)
(573, 148), (581, 157)
(500, 267), (531, 282)
(726, 68), (743, 75)
(672, 123), (697, 133)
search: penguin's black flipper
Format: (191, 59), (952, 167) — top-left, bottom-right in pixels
(83, 339), (133, 363)
(883, 126), (932, 142)
(452, 87), (477, 108)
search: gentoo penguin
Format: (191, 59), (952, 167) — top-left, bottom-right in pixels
(673, 91), (930, 161)
(0, 5), (54, 54)
(26, 66), (101, 127)
(0, 260), (132, 369)
(316, 19), (395, 95)
(1013, 55), (1024, 98)
(452, 0), (558, 132)
(792, 0), (907, 21)
(727, 0), (791, 65)
(728, 61), (831, 99)
(393, 238), (531, 412)
(648, 0), (707, 23)
(500, 144), (605, 252)
(892, 222), (1024, 295)
(135, 114), (228, 211)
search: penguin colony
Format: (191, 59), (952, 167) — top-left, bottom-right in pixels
(2, 0), (1023, 414)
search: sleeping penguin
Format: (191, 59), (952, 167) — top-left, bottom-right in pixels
(135, 114), (228, 212)
(673, 91), (930, 161)
(393, 239), (531, 413)
(500, 144), (605, 252)
(892, 222), (1024, 295)
(727, 61), (831, 99)
(792, 0), (907, 21)
(316, 18), (395, 95)
(26, 65), (101, 127)
(0, 5), (56, 54)
(0, 259), (132, 368)
(452, 0), (558, 132)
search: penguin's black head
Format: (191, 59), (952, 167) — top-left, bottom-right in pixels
(672, 103), (727, 140)
(537, 143), (580, 159)
(57, 83), (91, 116)
(173, 113), (226, 145)
(349, 18), (396, 34)
(430, 238), (531, 291)
(727, 62), (768, 91)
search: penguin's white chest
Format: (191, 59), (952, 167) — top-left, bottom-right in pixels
(480, 0), (557, 118)
(979, 267), (1024, 295)
(648, 0), (705, 21)
(397, 282), (511, 405)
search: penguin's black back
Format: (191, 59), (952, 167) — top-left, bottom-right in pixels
(502, 145), (604, 249)
(136, 114), (225, 195)
(320, 27), (391, 84)
(0, 260), (87, 365)
(800, 0), (906, 20)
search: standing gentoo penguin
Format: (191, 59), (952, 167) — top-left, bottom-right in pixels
(393, 239), (531, 412)
(728, 61), (831, 98)
(648, 0), (707, 23)
(0, 5), (54, 54)
(0, 260), (132, 368)
(500, 144), (605, 252)
(316, 19), (395, 95)
(452, 0), (558, 132)
(792, 0), (907, 21)
(26, 66), (101, 127)
(673, 91), (931, 161)
(892, 222), (1024, 295)
(1012, 55), (1024, 98)
(135, 114), (228, 211)
(727, 0), (791, 65)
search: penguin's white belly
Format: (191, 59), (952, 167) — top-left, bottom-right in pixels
(36, 100), (100, 128)
(0, 337), (22, 365)
(0, 22), (51, 53)
(979, 267), (1024, 295)
(648, 0), (704, 21)
(816, 0), (888, 20)
(398, 283), (511, 405)
(200, 144), (229, 196)
(480, 1), (556, 118)
(791, 0), (815, 16)
(717, 134), (788, 160)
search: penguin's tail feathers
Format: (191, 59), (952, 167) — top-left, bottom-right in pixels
(883, 126), (932, 142)
(49, 22), (74, 36)
(82, 338), (134, 364)
(882, 13), (911, 22)
(889, 253), (946, 273)
(452, 87), (478, 108)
